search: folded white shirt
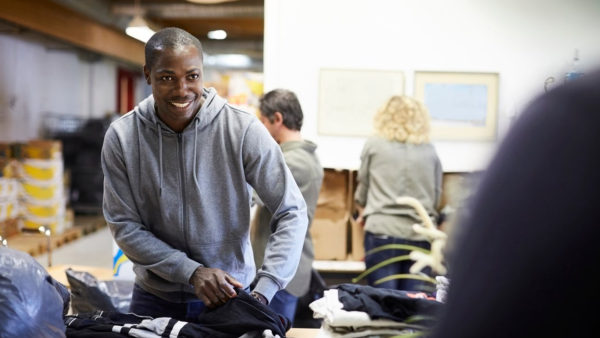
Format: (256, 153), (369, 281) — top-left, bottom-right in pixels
(309, 290), (418, 329)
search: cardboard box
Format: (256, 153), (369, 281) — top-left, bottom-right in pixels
(312, 168), (351, 260)
(0, 199), (19, 222)
(349, 218), (365, 261)
(0, 143), (11, 159)
(21, 197), (65, 218)
(19, 159), (63, 181)
(0, 178), (18, 200)
(0, 159), (19, 178)
(0, 219), (20, 238)
(19, 178), (63, 200)
(22, 140), (62, 160)
(310, 217), (348, 261)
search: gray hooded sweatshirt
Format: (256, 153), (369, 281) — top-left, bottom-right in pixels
(101, 88), (308, 303)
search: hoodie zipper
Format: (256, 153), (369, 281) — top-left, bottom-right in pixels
(177, 133), (190, 254)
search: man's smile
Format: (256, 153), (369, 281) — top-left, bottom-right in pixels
(170, 101), (191, 108)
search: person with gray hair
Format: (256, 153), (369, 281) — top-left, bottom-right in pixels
(102, 28), (308, 321)
(252, 89), (324, 324)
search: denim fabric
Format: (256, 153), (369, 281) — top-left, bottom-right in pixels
(268, 289), (299, 326)
(364, 231), (431, 291)
(129, 283), (206, 323)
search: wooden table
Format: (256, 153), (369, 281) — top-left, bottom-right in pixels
(287, 328), (320, 338)
(46, 264), (114, 288)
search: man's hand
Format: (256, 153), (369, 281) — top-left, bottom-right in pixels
(189, 267), (243, 308)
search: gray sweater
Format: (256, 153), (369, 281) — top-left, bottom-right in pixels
(251, 140), (323, 297)
(355, 136), (442, 241)
(101, 89), (308, 303)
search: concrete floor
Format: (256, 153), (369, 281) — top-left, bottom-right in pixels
(34, 222), (113, 270)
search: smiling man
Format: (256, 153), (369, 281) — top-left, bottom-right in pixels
(101, 28), (307, 321)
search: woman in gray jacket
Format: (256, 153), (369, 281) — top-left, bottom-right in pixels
(355, 96), (442, 291)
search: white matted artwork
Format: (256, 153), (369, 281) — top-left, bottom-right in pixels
(319, 69), (404, 137)
(414, 72), (499, 141)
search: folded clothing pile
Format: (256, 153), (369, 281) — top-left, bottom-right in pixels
(310, 284), (443, 338)
(65, 288), (292, 338)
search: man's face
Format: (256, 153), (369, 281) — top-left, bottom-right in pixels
(259, 113), (279, 142)
(143, 45), (204, 125)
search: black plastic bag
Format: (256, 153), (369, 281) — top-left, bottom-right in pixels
(0, 248), (70, 338)
(66, 268), (133, 313)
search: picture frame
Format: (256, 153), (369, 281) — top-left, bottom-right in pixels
(414, 71), (499, 141)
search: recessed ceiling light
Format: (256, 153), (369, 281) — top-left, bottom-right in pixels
(208, 30), (227, 40)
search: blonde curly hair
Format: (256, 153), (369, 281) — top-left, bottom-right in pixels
(373, 96), (431, 144)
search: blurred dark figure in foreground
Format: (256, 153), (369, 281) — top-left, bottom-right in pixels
(433, 71), (600, 338)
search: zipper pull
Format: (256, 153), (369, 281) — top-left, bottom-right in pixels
(178, 134), (182, 142)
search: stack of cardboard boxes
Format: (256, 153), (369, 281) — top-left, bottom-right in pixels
(310, 168), (364, 262)
(0, 141), (70, 236)
(18, 141), (67, 234)
(0, 144), (20, 238)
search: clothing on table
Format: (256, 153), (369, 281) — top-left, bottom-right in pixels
(309, 289), (425, 338)
(435, 276), (450, 303)
(64, 311), (232, 338)
(431, 72), (600, 338)
(252, 140), (324, 300)
(200, 288), (291, 337)
(310, 289), (426, 330)
(335, 284), (441, 324)
(354, 137), (442, 242)
(102, 88), (308, 304)
(363, 231), (431, 291)
(314, 327), (416, 338)
(67, 288), (290, 338)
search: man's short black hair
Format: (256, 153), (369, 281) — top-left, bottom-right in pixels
(259, 89), (304, 131)
(145, 27), (203, 70)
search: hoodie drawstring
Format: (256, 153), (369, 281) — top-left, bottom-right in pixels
(157, 122), (163, 196)
(193, 119), (199, 190)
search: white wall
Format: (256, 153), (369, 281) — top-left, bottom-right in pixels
(0, 33), (122, 142)
(264, 0), (600, 171)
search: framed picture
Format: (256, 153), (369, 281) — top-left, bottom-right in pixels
(414, 71), (499, 141)
(319, 69), (404, 137)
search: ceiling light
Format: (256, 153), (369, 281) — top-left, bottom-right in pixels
(126, 15), (156, 43)
(208, 30), (227, 40)
(186, 0), (238, 4)
(214, 54), (251, 68)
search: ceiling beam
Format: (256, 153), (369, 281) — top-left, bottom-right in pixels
(0, 0), (144, 65)
(112, 4), (264, 19)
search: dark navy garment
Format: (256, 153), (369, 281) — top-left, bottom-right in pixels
(66, 288), (291, 338)
(432, 72), (600, 338)
(336, 284), (442, 324)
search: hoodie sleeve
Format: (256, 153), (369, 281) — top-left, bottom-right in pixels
(241, 120), (308, 302)
(354, 139), (372, 207)
(102, 127), (201, 285)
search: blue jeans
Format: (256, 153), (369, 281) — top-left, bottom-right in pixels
(268, 289), (298, 326)
(364, 231), (431, 291)
(129, 284), (207, 323)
